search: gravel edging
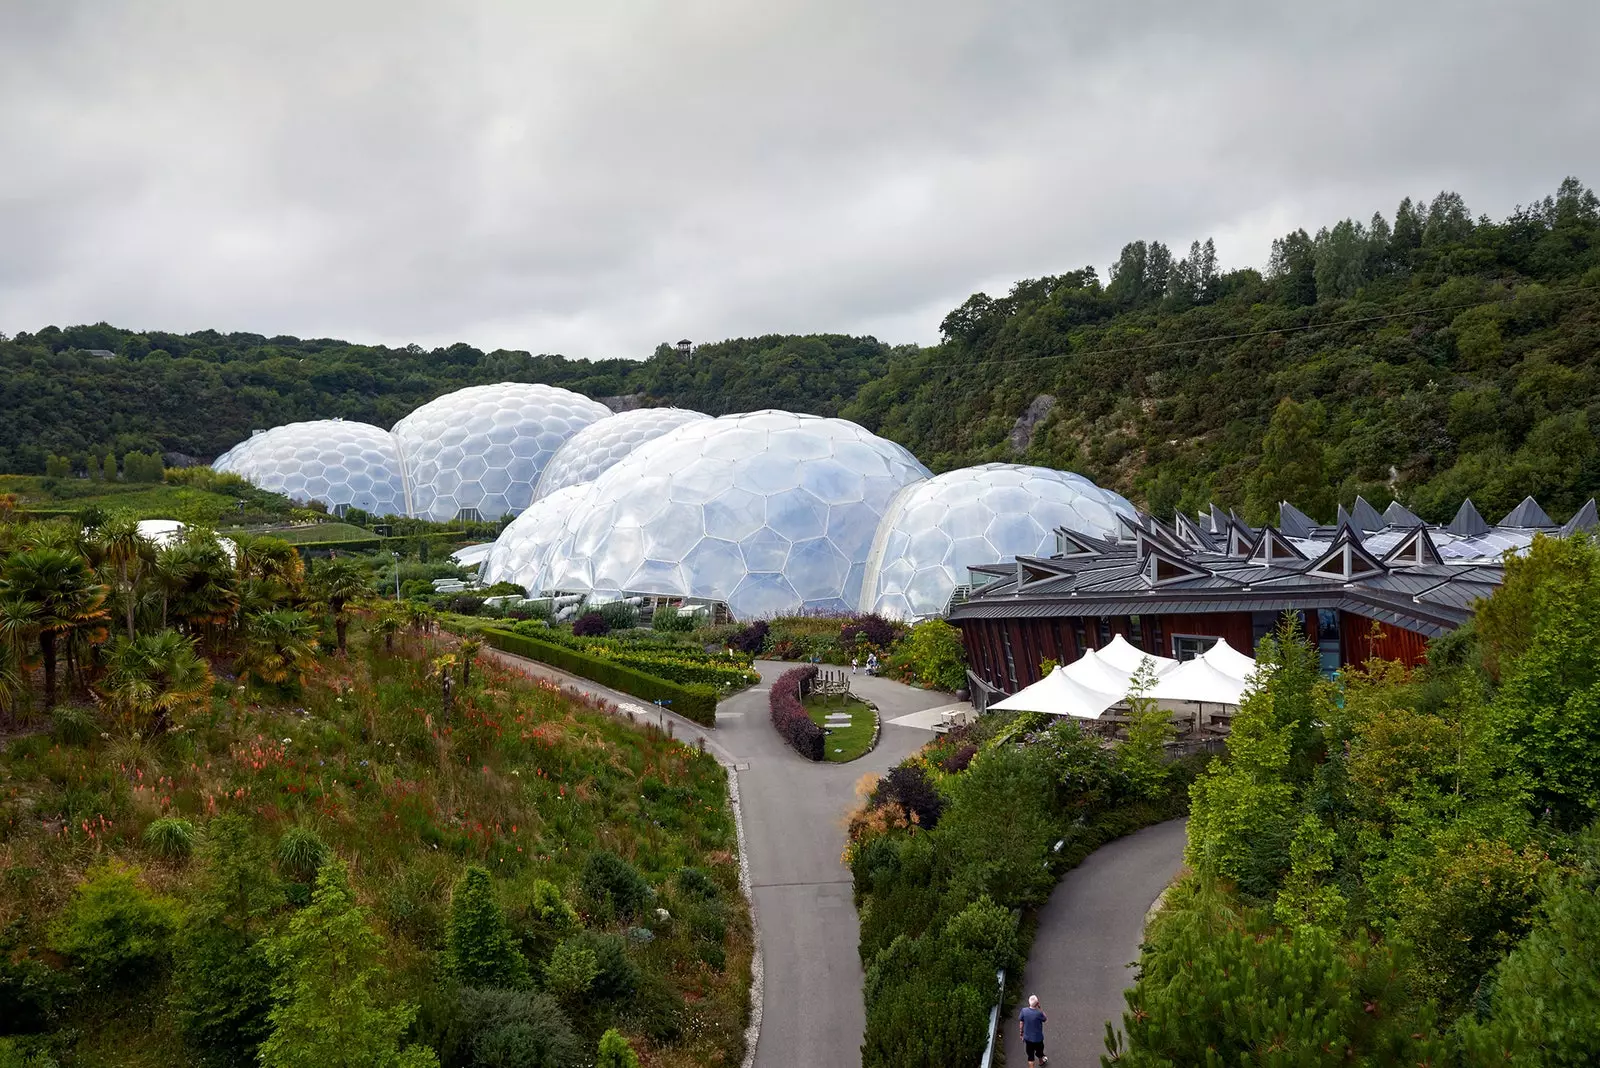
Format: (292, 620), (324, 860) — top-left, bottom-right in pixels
(865, 699), (882, 756)
(725, 764), (763, 1068)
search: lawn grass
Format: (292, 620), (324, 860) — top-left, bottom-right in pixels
(251, 521), (377, 544)
(806, 693), (876, 762)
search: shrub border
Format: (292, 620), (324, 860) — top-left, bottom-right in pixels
(770, 665), (825, 761)
(481, 627), (718, 725)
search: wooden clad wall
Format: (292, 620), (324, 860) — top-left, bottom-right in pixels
(1339, 612), (1429, 667)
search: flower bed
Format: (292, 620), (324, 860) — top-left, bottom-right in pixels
(769, 664), (825, 761)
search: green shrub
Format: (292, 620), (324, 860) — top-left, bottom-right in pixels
(572, 930), (639, 1001)
(48, 863), (180, 983)
(581, 852), (651, 922)
(675, 866), (719, 901)
(596, 1028), (640, 1068)
(886, 619), (967, 692)
(170, 815), (282, 1065)
(543, 938), (599, 1001)
(597, 601), (639, 630)
(143, 817), (198, 861)
(446, 866), (530, 988)
(455, 986), (581, 1068)
(480, 628), (718, 725)
(49, 706), (96, 747)
(276, 826), (329, 881)
(649, 608), (695, 633)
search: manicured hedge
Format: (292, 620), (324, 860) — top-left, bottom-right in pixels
(770, 664), (825, 761)
(607, 651), (757, 690)
(481, 628), (718, 726)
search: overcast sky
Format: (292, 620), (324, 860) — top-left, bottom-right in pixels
(2, 1), (1597, 360)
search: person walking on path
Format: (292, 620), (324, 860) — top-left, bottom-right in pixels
(851, 656), (859, 674)
(1019, 995), (1048, 1067)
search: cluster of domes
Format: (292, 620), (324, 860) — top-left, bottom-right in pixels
(215, 383), (1136, 620)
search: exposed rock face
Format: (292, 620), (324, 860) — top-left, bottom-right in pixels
(1008, 394), (1056, 453)
(163, 451), (204, 468)
(599, 393), (647, 412)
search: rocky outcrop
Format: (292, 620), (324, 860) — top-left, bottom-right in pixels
(1008, 394), (1056, 453)
(599, 393), (647, 412)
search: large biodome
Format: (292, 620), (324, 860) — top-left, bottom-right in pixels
(545, 411), (932, 618)
(859, 463), (1139, 620)
(533, 407), (709, 500)
(211, 419), (406, 517)
(390, 383), (611, 521)
(214, 385), (1141, 622)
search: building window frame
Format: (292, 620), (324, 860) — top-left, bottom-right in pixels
(1172, 633), (1221, 662)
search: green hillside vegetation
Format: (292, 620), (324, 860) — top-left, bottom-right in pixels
(4, 178), (1599, 527)
(1109, 534), (1600, 1066)
(0, 514), (751, 1068)
(846, 177), (1600, 523)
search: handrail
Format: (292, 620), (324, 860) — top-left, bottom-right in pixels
(979, 968), (1005, 1068)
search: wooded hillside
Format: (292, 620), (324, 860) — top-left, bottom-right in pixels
(5, 178), (1598, 523)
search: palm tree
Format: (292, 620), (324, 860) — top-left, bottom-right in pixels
(372, 603), (403, 653)
(237, 609), (319, 691)
(96, 512), (154, 640)
(311, 559), (369, 654)
(97, 630), (213, 734)
(155, 535), (238, 637)
(458, 636), (483, 689)
(0, 548), (110, 707)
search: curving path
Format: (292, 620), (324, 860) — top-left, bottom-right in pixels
(720, 662), (948, 1068)
(483, 648), (949, 1068)
(1003, 818), (1188, 1068)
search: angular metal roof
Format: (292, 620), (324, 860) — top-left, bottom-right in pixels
(950, 495), (1579, 637)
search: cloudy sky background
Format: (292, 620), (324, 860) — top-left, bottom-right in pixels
(3, 1), (1597, 360)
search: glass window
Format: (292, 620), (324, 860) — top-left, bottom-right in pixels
(1098, 618), (1112, 646)
(1002, 628), (1017, 686)
(1173, 634), (1220, 662)
(1074, 621), (1089, 653)
(1317, 609), (1340, 641)
(1129, 615), (1145, 651)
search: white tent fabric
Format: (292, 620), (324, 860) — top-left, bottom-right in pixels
(1062, 647), (1143, 696)
(991, 666), (1120, 720)
(1150, 656), (1254, 706)
(1098, 634), (1178, 676)
(1201, 640), (1260, 683)
(450, 543), (495, 567)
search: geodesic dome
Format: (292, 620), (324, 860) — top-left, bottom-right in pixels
(390, 383), (611, 522)
(859, 463), (1138, 620)
(211, 419), (406, 517)
(544, 411), (931, 618)
(480, 483), (597, 594)
(533, 407), (710, 500)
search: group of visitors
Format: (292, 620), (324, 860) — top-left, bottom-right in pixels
(850, 652), (879, 675)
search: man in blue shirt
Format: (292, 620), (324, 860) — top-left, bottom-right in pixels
(1019, 994), (1048, 1066)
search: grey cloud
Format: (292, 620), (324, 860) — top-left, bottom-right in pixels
(1, 0), (1596, 359)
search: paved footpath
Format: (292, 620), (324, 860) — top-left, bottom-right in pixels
(1003, 818), (1188, 1068)
(482, 648), (948, 1068)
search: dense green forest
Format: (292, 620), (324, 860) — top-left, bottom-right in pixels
(4, 178), (1598, 524)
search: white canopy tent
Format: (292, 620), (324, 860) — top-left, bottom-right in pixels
(1150, 656), (1255, 706)
(1200, 640), (1260, 683)
(1097, 633), (1178, 676)
(1061, 647), (1145, 695)
(990, 666), (1121, 720)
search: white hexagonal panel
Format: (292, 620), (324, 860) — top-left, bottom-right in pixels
(532, 407), (709, 499)
(479, 483), (597, 594)
(550, 411), (931, 618)
(859, 463), (1137, 621)
(390, 383), (611, 521)
(211, 419), (406, 517)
